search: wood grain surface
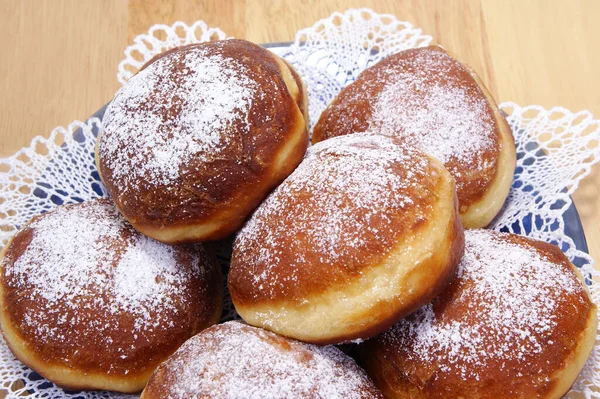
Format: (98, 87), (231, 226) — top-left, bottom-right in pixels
(0, 0), (599, 395)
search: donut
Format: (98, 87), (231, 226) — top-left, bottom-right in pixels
(313, 45), (516, 228)
(360, 229), (597, 399)
(0, 199), (222, 393)
(229, 133), (464, 344)
(97, 39), (308, 244)
(140, 321), (383, 399)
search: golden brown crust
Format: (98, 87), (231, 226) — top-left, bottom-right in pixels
(97, 39), (308, 243)
(360, 230), (597, 399)
(231, 191), (463, 346)
(0, 199), (222, 392)
(231, 134), (450, 302)
(313, 45), (515, 227)
(141, 321), (384, 399)
(229, 133), (463, 344)
(456, 58), (516, 227)
(283, 58), (309, 126)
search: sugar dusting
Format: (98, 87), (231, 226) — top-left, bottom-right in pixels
(369, 49), (496, 167)
(3, 200), (207, 346)
(157, 321), (381, 398)
(100, 41), (259, 189)
(233, 133), (433, 300)
(321, 47), (498, 181)
(382, 229), (586, 380)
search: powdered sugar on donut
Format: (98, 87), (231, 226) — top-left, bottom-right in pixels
(157, 321), (381, 398)
(100, 41), (259, 189)
(233, 133), (436, 299)
(369, 48), (496, 167)
(3, 200), (207, 346)
(382, 229), (587, 380)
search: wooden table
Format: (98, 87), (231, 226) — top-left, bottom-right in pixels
(0, 0), (599, 395)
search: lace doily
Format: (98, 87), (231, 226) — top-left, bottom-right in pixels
(1, 8), (599, 399)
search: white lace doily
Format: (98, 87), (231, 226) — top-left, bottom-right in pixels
(1, 8), (599, 399)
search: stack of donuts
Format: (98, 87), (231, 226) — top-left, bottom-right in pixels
(0, 39), (596, 399)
